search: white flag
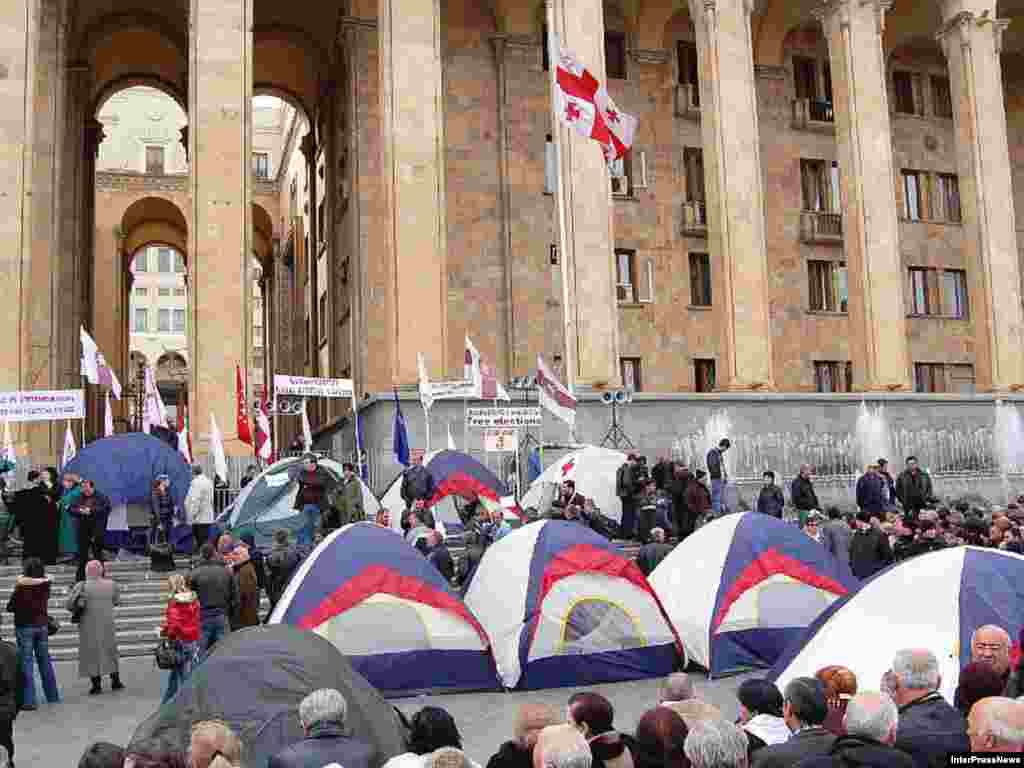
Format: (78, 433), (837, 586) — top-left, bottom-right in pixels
(464, 336), (511, 401)
(447, 422), (456, 450)
(97, 353), (122, 400)
(536, 355), (577, 427)
(255, 401), (273, 462)
(209, 413), (228, 484)
(301, 399), (313, 452)
(178, 424), (192, 464)
(104, 391), (114, 437)
(142, 366), (168, 433)
(418, 353), (434, 412)
(80, 326), (100, 384)
(62, 422), (77, 469)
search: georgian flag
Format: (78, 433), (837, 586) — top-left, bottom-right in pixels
(464, 336), (511, 402)
(536, 355), (576, 428)
(553, 38), (638, 164)
(255, 393), (273, 462)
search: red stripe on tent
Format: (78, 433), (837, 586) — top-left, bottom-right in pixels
(296, 564), (490, 646)
(429, 472), (502, 506)
(711, 548), (851, 633)
(531, 543), (684, 655)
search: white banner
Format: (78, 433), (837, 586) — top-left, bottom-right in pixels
(467, 407), (542, 428)
(430, 380), (477, 400)
(274, 375), (354, 399)
(484, 428), (519, 452)
(0, 390), (85, 422)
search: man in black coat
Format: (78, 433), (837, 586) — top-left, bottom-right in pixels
(799, 692), (913, 768)
(791, 465), (820, 528)
(11, 471), (59, 565)
(73, 479), (112, 583)
(753, 677), (835, 768)
(636, 527), (672, 576)
(269, 688), (378, 768)
(756, 471), (785, 518)
(616, 455), (638, 540)
(848, 511), (894, 579)
(889, 648), (969, 768)
(0, 628), (22, 766)
(669, 465), (693, 540)
(426, 530), (455, 583)
(895, 457), (934, 521)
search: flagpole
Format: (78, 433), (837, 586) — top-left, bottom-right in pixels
(352, 391), (364, 481)
(423, 403), (431, 455)
(547, 0), (577, 397)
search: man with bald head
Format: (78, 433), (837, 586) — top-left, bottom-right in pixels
(659, 673), (723, 728)
(888, 648), (968, 768)
(799, 692), (913, 768)
(968, 697), (1024, 752)
(970, 625), (1022, 698)
(533, 725), (592, 768)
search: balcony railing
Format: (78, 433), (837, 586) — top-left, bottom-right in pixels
(792, 98), (835, 133)
(675, 83), (701, 120)
(682, 200), (707, 236)
(800, 210), (843, 244)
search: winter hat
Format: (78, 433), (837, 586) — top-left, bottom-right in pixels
(737, 679), (783, 717)
(957, 662), (1006, 714)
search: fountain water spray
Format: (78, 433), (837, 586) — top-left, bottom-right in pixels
(855, 400), (893, 472)
(994, 400), (1024, 500)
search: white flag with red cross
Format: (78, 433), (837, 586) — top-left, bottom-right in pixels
(552, 37), (637, 165)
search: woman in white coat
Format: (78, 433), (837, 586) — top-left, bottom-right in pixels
(185, 464), (216, 555)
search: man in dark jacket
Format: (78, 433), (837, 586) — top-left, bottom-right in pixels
(895, 457), (934, 521)
(400, 456), (434, 511)
(821, 508), (853, 568)
(616, 454), (638, 540)
(856, 465), (887, 518)
(756, 471), (785, 518)
(425, 530), (455, 583)
(799, 692), (913, 768)
(706, 439), (730, 517)
(291, 455), (334, 547)
(189, 542), (238, 658)
(266, 529), (303, 613)
(670, 465), (693, 540)
(651, 457), (673, 491)
(877, 458), (897, 509)
(11, 471), (59, 565)
(791, 465), (820, 528)
(636, 527), (672, 576)
(686, 470), (712, 525)
(0, 629), (22, 766)
(753, 677), (835, 768)
(889, 648), (969, 768)
(269, 688), (378, 768)
(74, 479), (112, 583)
(848, 511), (894, 579)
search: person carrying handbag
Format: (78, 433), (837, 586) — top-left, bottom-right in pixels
(5, 558), (59, 709)
(159, 573), (200, 704)
(69, 560), (122, 696)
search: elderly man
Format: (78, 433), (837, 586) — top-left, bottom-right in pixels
(791, 465), (820, 529)
(185, 464), (215, 557)
(659, 673), (724, 728)
(489, 704), (562, 768)
(189, 720), (243, 768)
(799, 692), (913, 768)
(968, 697), (1024, 752)
(636, 527), (672, 576)
(752, 678), (834, 768)
(684, 719), (749, 768)
(426, 529), (455, 583)
(533, 725), (592, 768)
(969, 625), (1022, 698)
(886, 648), (968, 768)
(269, 688), (377, 768)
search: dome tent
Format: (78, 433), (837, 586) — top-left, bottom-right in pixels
(771, 546), (1024, 704)
(519, 446), (627, 521)
(465, 520), (684, 690)
(220, 455), (380, 546)
(649, 512), (858, 677)
(269, 522), (498, 697)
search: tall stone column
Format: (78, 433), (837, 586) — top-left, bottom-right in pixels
(379, 0), (447, 383)
(189, 0), (253, 453)
(938, 0), (1024, 391)
(549, 0), (619, 389)
(689, 0), (773, 390)
(817, 0), (909, 391)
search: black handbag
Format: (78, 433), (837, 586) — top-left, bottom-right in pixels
(155, 638), (182, 670)
(69, 588), (85, 625)
(46, 616), (59, 636)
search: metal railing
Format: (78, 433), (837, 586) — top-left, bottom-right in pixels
(792, 98), (835, 131)
(800, 210), (843, 244)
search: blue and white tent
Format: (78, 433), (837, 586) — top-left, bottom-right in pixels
(465, 520), (684, 690)
(650, 513), (858, 677)
(771, 546), (1024, 703)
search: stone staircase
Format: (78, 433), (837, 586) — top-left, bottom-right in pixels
(0, 539), (645, 663)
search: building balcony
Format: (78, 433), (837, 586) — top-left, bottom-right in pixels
(792, 98), (835, 134)
(681, 200), (708, 237)
(675, 84), (700, 121)
(800, 210), (843, 245)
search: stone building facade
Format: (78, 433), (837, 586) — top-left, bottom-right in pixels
(2, 0), (1023, 459)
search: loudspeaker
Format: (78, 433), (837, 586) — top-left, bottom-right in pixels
(601, 391), (615, 405)
(614, 390), (629, 405)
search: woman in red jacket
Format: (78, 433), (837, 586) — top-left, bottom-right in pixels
(160, 573), (200, 704)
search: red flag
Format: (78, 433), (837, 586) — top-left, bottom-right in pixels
(255, 387), (273, 461)
(236, 365), (253, 445)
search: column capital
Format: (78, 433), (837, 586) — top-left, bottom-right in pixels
(936, 9), (1010, 56)
(687, 0), (760, 21)
(813, 0), (893, 34)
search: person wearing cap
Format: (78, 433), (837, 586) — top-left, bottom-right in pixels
(337, 462), (365, 528)
(736, 679), (790, 760)
(150, 474), (175, 556)
(805, 513), (823, 543)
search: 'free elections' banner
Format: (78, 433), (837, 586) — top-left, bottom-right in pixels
(0, 389), (85, 422)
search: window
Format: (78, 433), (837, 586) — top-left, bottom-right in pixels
(914, 362), (946, 393)
(135, 251), (148, 272)
(605, 32), (627, 80)
(158, 248), (172, 273)
(174, 252), (185, 273)
(615, 249), (636, 303)
(684, 147), (705, 202)
(814, 361), (853, 393)
(909, 267), (932, 315)
(145, 145), (165, 175)
(893, 71), (922, 115)
(808, 260), (848, 313)
(133, 308), (147, 332)
(158, 308), (171, 332)
(800, 159), (839, 212)
(677, 41), (699, 105)
(253, 152), (270, 179)
(941, 269), (969, 318)
(793, 56), (818, 100)
(610, 153), (632, 197)
(173, 309), (186, 332)
(173, 287), (185, 297)
(949, 364), (976, 394)
(319, 293), (328, 342)
(158, 287), (171, 297)
(694, 359), (716, 393)
(134, 287), (146, 297)
(549, 243), (559, 265)
(620, 357), (642, 392)
(936, 173), (961, 223)
(902, 170), (923, 220)
(689, 252), (711, 306)
(544, 134), (556, 194)
(932, 75), (953, 118)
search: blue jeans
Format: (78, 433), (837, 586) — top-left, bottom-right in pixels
(162, 641), (198, 704)
(299, 504), (320, 546)
(15, 625), (59, 706)
(199, 611), (228, 661)
(711, 478), (725, 517)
